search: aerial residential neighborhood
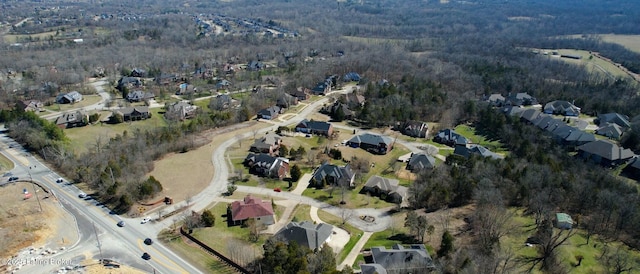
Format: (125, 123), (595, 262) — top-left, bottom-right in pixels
(1, 0), (640, 274)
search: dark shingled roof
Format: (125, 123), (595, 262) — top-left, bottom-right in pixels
(274, 221), (334, 250)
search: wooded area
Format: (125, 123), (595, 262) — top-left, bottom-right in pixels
(2, 0), (640, 272)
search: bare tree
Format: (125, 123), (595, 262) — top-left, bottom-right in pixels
(340, 208), (353, 225)
(518, 220), (576, 272)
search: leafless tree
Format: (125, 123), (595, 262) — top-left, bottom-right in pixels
(340, 208), (353, 225)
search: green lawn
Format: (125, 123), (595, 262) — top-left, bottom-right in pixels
(161, 231), (240, 274)
(454, 124), (508, 153)
(290, 204), (312, 223)
(65, 108), (167, 154)
(302, 187), (395, 209)
(42, 95), (103, 113)
(0, 153), (15, 173)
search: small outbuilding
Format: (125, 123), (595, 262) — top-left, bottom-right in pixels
(554, 213), (573, 230)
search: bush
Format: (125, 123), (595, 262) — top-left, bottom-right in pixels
(202, 209), (215, 227)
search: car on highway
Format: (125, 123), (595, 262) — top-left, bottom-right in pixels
(56, 178), (64, 183)
(141, 218), (151, 224)
(8, 176), (18, 182)
(78, 192), (87, 198)
(142, 252), (151, 260)
(144, 238), (153, 245)
(273, 187), (281, 192)
(117, 221), (125, 227)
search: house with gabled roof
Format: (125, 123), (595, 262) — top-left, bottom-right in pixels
(360, 244), (435, 274)
(398, 121), (429, 138)
(295, 119), (333, 137)
(622, 157), (640, 180)
(126, 90), (155, 102)
(310, 163), (355, 188)
(257, 106), (282, 120)
(289, 87), (311, 101)
(56, 91), (83, 104)
(543, 100), (581, 116)
(433, 129), (468, 147)
(250, 132), (282, 155)
(274, 221), (334, 251)
(453, 144), (503, 160)
(116, 106), (151, 121)
(243, 153), (289, 179)
(596, 113), (631, 129)
(347, 133), (394, 155)
(117, 76), (142, 91)
(230, 195), (275, 226)
(519, 108), (542, 123)
(130, 68), (146, 77)
(485, 93), (505, 106)
(19, 100), (44, 112)
(505, 92), (537, 106)
(55, 110), (88, 129)
(216, 79), (232, 90)
(577, 140), (635, 167)
(361, 176), (407, 204)
(165, 101), (198, 121)
(342, 91), (366, 108)
(276, 93), (298, 108)
(406, 153), (436, 173)
(596, 123), (624, 139)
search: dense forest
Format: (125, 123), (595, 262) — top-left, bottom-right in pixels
(2, 0), (640, 273)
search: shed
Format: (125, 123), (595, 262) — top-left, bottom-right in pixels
(555, 213), (573, 230)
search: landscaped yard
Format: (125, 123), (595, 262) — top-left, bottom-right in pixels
(454, 124), (508, 154)
(317, 209), (363, 263)
(41, 94), (103, 113)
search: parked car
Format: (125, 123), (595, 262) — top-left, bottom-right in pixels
(141, 218), (151, 224)
(144, 238), (153, 245)
(78, 192), (87, 198)
(56, 178), (64, 183)
(7, 176), (18, 182)
(142, 252), (151, 260)
(117, 221), (125, 227)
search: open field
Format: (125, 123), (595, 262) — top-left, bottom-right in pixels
(553, 49), (632, 80)
(64, 108), (168, 155)
(0, 152), (15, 172)
(565, 34), (640, 54)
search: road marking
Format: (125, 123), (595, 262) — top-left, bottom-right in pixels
(137, 239), (189, 274)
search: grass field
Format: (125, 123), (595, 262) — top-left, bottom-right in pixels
(41, 95), (103, 113)
(0, 153), (15, 173)
(162, 234), (239, 274)
(565, 34), (640, 54)
(64, 108), (167, 154)
(552, 49), (632, 80)
(454, 124), (508, 154)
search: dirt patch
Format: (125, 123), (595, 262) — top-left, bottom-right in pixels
(145, 121), (269, 207)
(81, 259), (147, 274)
(395, 169), (416, 181)
(417, 204), (475, 248)
(0, 182), (78, 259)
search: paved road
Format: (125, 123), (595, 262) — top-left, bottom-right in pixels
(0, 133), (202, 274)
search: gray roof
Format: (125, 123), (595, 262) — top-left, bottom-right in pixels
(578, 140), (635, 161)
(435, 129), (468, 145)
(454, 144), (503, 159)
(297, 119), (332, 132)
(117, 106), (149, 116)
(407, 153), (436, 171)
(348, 133), (393, 147)
(362, 244), (434, 273)
(55, 110), (86, 125)
(596, 123), (624, 139)
(519, 108), (541, 122)
(251, 133), (281, 150)
(274, 221), (333, 250)
(364, 175), (399, 192)
(311, 163), (354, 186)
(598, 113), (631, 128)
(543, 100), (581, 115)
(258, 106), (281, 117)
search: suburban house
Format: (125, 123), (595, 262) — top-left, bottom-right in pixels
(257, 106), (282, 120)
(453, 144), (503, 160)
(360, 244), (434, 274)
(397, 120), (429, 138)
(130, 68), (146, 77)
(519, 108), (542, 123)
(116, 106), (151, 121)
(347, 133), (394, 155)
(54, 110), (88, 129)
(117, 77), (142, 91)
(485, 93), (506, 106)
(247, 60), (265, 71)
(596, 113), (631, 129)
(18, 100), (44, 112)
(230, 195), (275, 226)
(543, 100), (581, 116)
(126, 90), (155, 102)
(326, 102), (355, 120)
(295, 119), (334, 137)
(243, 153), (290, 179)
(577, 140), (635, 167)
(623, 157), (640, 180)
(289, 87), (312, 101)
(505, 92), (538, 106)
(216, 79), (232, 90)
(343, 72), (361, 82)
(596, 123), (624, 139)
(276, 93), (298, 108)
(155, 73), (179, 85)
(554, 213), (574, 230)
(176, 83), (197, 95)
(406, 153), (436, 173)
(310, 163), (355, 188)
(262, 76), (282, 87)
(312, 81), (331, 95)
(164, 101), (198, 121)
(342, 91), (366, 108)
(433, 129), (469, 147)
(250, 133), (283, 155)
(209, 94), (238, 110)
(360, 175), (408, 204)
(274, 221), (334, 251)
(56, 91), (83, 104)
(515, 110), (595, 148)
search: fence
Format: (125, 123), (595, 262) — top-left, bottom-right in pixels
(179, 227), (252, 274)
